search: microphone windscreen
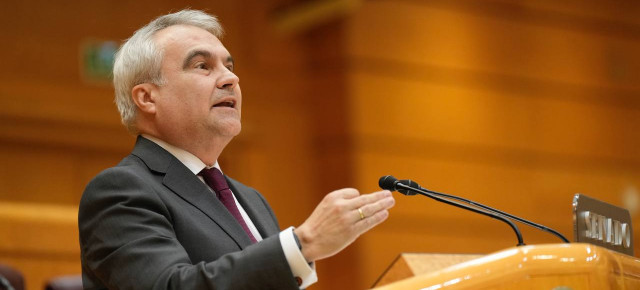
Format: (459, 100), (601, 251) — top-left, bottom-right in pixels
(379, 175), (398, 191)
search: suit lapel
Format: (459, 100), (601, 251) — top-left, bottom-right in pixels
(163, 160), (254, 248)
(227, 178), (280, 238)
(132, 136), (254, 249)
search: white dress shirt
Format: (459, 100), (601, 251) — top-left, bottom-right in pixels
(142, 135), (317, 288)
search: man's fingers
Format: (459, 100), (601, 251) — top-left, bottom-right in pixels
(354, 209), (390, 233)
(329, 188), (360, 200)
(358, 195), (395, 220)
(349, 190), (392, 209)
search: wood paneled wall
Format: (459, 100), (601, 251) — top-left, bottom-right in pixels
(1, 0), (639, 289)
(345, 0), (640, 287)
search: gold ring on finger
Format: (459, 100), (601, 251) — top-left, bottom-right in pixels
(358, 208), (365, 220)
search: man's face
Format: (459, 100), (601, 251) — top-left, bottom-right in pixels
(151, 24), (241, 144)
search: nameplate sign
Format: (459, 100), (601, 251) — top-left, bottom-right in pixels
(573, 194), (634, 256)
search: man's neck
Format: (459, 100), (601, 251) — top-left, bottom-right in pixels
(140, 133), (226, 167)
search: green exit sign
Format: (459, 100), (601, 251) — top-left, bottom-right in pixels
(80, 40), (118, 83)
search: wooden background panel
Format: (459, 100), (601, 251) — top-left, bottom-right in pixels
(488, 0), (640, 25)
(0, 141), (129, 206)
(346, 0), (640, 89)
(348, 72), (640, 161)
(0, 80), (120, 127)
(346, 1), (640, 288)
(0, 0), (247, 84)
(0, 147), (77, 204)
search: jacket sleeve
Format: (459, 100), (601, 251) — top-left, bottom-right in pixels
(78, 166), (299, 290)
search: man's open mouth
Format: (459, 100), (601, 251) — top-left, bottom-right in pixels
(213, 100), (236, 108)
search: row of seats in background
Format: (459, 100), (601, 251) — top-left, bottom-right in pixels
(0, 263), (81, 290)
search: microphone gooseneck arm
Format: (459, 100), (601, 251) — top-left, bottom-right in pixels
(401, 180), (570, 243)
(380, 176), (525, 246)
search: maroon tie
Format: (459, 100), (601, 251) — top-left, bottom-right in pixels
(199, 167), (257, 243)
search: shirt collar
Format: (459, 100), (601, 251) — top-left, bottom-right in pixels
(141, 134), (222, 174)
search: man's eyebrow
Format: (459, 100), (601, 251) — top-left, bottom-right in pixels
(182, 50), (211, 69)
(226, 56), (234, 66)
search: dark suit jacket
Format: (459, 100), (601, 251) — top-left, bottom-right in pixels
(79, 136), (299, 289)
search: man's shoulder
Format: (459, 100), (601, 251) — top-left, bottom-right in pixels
(89, 136), (171, 184)
(80, 153), (160, 205)
(94, 153), (150, 182)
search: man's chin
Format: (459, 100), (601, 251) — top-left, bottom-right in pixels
(214, 122), (241, 137)
(229, 126), (241, 137)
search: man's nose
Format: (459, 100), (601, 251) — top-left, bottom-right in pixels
(217, 70), (239, 90)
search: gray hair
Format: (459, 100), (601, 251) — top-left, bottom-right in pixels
(113, 9), (224, 133)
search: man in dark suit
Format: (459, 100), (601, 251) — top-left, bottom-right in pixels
(79, 9), (395, 289)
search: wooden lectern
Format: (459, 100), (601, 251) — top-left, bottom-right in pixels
(373, 243), (640, 289)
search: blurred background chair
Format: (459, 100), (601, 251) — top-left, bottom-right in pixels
(44, 275), (82, 290)
(0, 263), (24, 290)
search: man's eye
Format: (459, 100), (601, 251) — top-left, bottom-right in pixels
(195, 63), (208, 70)
(226, 65), (234, 72)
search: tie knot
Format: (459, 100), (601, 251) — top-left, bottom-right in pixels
(199, 167), (230, 193)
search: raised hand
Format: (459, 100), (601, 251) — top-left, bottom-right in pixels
(294, 188), (395, 262)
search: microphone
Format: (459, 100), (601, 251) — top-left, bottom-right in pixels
(397, 179), (570, 243)
(380, 175), (525, 246)
(380, 175), (570, 244)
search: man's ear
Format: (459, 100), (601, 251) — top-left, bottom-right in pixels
(131, 83), (158, 114)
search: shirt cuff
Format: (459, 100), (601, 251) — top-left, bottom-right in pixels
(280, 227), (317, 288)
